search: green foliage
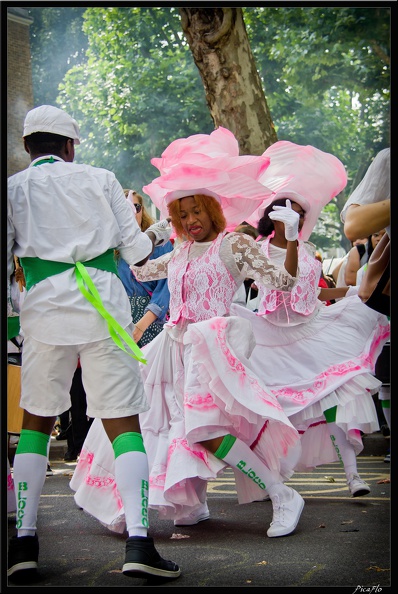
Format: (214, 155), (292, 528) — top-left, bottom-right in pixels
(27, 5), (390, 253)
(242, 6), (390, 250)
(57, 6), (213, 190)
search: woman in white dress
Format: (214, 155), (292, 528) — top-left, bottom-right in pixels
(70, 127), (305, 538)
(231, 198), (389, 496)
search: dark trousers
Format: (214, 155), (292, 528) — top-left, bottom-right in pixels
(66, 366), (93, 454)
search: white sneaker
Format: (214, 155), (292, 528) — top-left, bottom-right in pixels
(267, 486), (304, 538)
(174, 502), (210, 527)
(347, 473), (370, 497)
(254, 491), (271, 502)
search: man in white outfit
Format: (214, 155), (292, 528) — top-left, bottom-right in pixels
(7, 105), (180, 583)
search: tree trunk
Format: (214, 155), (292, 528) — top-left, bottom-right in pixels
(179, 7), (278, 155)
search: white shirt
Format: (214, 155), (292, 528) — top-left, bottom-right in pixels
(7, 155), (152, 345)
(340, 148), (390, 238)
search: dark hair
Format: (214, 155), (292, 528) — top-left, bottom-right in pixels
(257, 198), (289, 237)
(24, 132), (70, 155)
(366, 235), (374, 259)
(234, 223), (258, 240)
(356, 236), (374, 262)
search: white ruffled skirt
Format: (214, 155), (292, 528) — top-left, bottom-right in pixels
(230, 295), (390, 470)
(70, 315), (302, 531)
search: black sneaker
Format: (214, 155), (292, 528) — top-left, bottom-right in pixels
(7, 534), (39, 580)
(122, 535), (181, 579)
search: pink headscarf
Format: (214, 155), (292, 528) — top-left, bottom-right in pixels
(143, 127), (275, 228)
(246, 141), (348, 240)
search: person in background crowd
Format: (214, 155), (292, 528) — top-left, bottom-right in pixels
(116, 189), (173, 347)
(341, 148), (390, 463)
(332, 237), (368, 289)
(341, 148), (390, 242)
(343, 236), (374, 287)
(7, 104), (180, 583)
(355, 230), (386, 287)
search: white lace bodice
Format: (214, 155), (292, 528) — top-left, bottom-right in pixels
(167, 232), (236, 323)
(257, 238), (322, 326)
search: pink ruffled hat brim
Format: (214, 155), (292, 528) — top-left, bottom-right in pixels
(143, 127), (275, 228)
(246, 141), (348, 240)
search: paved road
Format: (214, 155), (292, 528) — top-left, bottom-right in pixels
(6, 454), (391, 589)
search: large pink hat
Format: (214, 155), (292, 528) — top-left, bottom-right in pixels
(245, 141), (348, 240)
(143, 127), (275, 228)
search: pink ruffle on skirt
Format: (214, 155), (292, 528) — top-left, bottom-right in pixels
(230, 295), (390, 469)
(70, 418), (125, 533)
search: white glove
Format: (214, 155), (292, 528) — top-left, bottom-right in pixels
(346, 285), (359, 297)
(145, 218), (172, 247)
(269, 199), (300, 241)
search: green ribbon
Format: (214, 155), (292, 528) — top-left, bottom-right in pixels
(75, 262), (147, 364)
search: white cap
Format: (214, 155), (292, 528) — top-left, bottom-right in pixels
(23, 105), (80, 145)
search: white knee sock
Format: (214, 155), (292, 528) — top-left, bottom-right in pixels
(14, 453), (48, 537)
(327, 422), (358, 479)
(114, 451), (149, 537)
(217, 437), (284, 498)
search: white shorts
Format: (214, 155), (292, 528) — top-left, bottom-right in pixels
(20, 327), (150, 419)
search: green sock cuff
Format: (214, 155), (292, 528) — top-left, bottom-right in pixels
(324, 406), (337, 423)
(16, 429), (50, 457)
(112, 432), (146, 458)
(214, 434), (237, 459)
(381, 400), (391, 409)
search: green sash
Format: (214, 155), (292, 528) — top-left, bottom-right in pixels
(20, 249), (118, 291)
(19, 251), (146, 364)
(7, 315), (20, 341)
